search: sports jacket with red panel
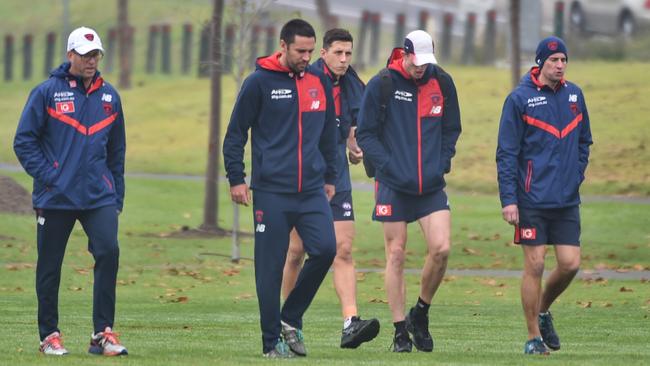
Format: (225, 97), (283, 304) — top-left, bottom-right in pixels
(356, 48), (461, 195)
(223, 52), (338, 193)
(14, 62), (126, 211)
(309, 57), (364, 193)
(496, 66), (593, 209)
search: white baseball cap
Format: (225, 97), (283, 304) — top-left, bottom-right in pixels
(67, 27), (104, 55)
(404, 30), (437, 66)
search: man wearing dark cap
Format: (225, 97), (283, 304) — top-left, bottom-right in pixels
(14, 26), (127, 356)
(496, 36), (593, 355)
(357, 30), (461, 353)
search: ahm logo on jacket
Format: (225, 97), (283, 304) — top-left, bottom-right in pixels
(394, 90), (413, 102)
(271, 88), (292, 99)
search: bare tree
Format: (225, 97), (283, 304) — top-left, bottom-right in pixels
(510, 0), (521, 89)
(200, 0), (225, 233)
(315, 0), (338, 30)
(117, 0), (133, 89)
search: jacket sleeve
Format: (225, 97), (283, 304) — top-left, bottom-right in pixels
(223, 75), (260, 186)
(577, 91), (593, 182)
(319, 75), (338, 185)
(13, 87), (59, 186)
(356, 75), (391, 170)
(107, 94), (126, 212)
(439, 73), (462, 173)
(496, 93), (525, 207)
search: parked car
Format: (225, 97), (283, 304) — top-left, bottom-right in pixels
(569, 0), (650, 37)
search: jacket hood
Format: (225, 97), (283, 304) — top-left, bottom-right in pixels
(521, 66), (566, 91)
(256, 52), (292, 73)
(386, 47), (432, 83)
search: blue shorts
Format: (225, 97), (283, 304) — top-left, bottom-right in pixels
(515, 206), (581, 246)
(331, 190), (354, 221)
(373, 182), (449, 223)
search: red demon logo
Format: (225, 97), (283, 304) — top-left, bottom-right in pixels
(548, 41), (558, 51)
(84, 33), (94, 41)
(255, 210), (264, 223)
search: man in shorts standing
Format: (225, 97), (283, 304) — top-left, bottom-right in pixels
(356, 30), (461, 353)
(496, 36), (593, 355)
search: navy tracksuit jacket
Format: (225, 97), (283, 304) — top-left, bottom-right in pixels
(496, 66), (593, 209)
(223, 52), (337, 353)
(357, 48), (462, 196)
(309, 58), (365, 193)
(14, 62), (125, 339)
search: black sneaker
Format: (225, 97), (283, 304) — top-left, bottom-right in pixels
(341, 316), (380, 349)
(524, 336), (550, 355)
(281, 321), (306, 356)
(391, 331), (412, 353)
(405, 307), (433, 352)
(538, 312), (560, 350)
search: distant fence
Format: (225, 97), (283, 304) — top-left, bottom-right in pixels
(0, 3), (577, 82)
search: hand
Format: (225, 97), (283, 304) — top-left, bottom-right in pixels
(230, 183), (251, 206)
(324, 184), (335, 201)
(501, 204), (519, 225)
(347, 128), (363, 164)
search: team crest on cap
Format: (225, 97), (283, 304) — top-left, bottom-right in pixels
(548, 41), (558, 51)
(85, 33), (94, 41)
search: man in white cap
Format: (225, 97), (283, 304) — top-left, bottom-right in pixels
(356, 30), (461, 353)
(14, 26), (128, 356)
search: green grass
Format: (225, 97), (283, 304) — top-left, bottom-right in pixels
(1, 173), (649, 364)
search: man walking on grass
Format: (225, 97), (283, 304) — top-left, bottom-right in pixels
(14, 26), (128, 357)
(282, 28), (380, 350)
(223, 19), (338, 358)
(356, 30), (461, 353)
(496, 36), (593, 355)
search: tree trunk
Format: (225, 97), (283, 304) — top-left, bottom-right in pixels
(510, 0), (521, 89)
(201, 0), (224, 231)
(117, 0), (132, 89)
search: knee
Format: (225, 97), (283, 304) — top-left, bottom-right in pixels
(92, 241), (120, 261)
(286, 247), (305, 268)
(428, 240), (451, 262)
(386, 244), (406, 266)
(524, 257), (545, 277)
(558, 257), (580, 275)
(335, 241), (353, 263)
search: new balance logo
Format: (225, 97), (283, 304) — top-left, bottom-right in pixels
(310, 100), (320, 110)
(430, 105), (442, 115)
(255, 224), (266, 233)
(568, 94), (577, 102)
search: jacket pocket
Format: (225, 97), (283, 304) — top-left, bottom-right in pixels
(102, 173), (114, 192)
(525, 160), (533, 193)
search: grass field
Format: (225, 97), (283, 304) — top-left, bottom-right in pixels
(1, 2), (649, 363)
(1, 173), (649, 364)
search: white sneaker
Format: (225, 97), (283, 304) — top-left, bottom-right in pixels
(88, 327), (128, 356)
(39, 331), (69, 356)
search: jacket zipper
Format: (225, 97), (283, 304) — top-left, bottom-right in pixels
(416, 85), (423, 195)
(295, 77), (303, 192)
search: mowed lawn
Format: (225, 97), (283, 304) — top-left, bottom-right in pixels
(1, 174), (649, 365)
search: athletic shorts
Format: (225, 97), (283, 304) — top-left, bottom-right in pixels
(373, 182), (449, 223)
(515, 206), (581, 246)
(331, 190), (354, 221)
